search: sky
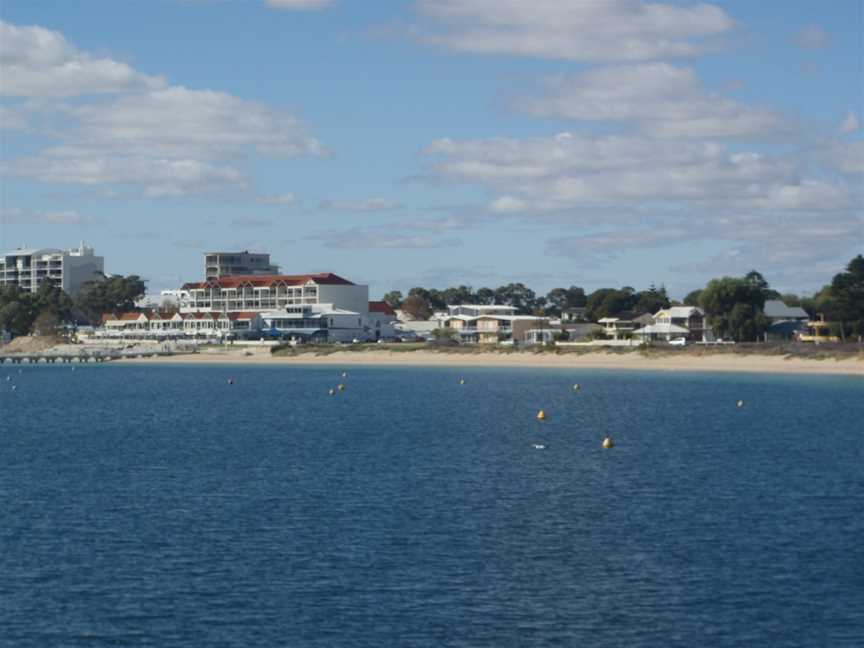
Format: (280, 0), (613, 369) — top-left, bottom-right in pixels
(0, 0), (862, 301)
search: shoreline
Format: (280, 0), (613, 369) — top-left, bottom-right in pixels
(114, 349), (864, 376)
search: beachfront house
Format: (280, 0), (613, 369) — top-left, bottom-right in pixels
(633, 306), (710, 342)
(798, 314), (840, 343)
(763, 300), (809, 341)
(443, 304), (549, 344)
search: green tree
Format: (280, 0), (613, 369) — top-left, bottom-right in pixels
(494, 283), (536, 314)
(699, 276), (766, 340)
(634, 285), (670, 314)
(683, 289), (703, 306)
(75, 274), (146, 324)
(475, 287), (495, 305)
(382, 291), (403, 309)
(545, 285), (587, 316)
(400, 294), (432, 320)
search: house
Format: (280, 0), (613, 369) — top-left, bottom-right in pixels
(561, 307), (588, 322)
(763, 300), (809, 341)
(634, 306), (710, 342)
(367, 301), (398, 340)
(443, 304), (549, 344)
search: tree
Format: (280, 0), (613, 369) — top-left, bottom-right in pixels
(475, 287), (495, 305)
(400, 294), (432, 320)
(699, 276), (766, 340)
(825, 255), (864, 341)
(585, 288), (636, 320)
(494, 283), (536, 314)
(382, 291), (403, 309)
(744, 270), (781, 300)
(634, 285), (670, 314)
(75, 274), (146, 324)
(545, 285), (587, 316)
(683, 289), (703, 307)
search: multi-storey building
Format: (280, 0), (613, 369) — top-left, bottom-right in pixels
(204, 251), (279, 280)
(0, 243), (104, 296)
(442, 304), (549, 344)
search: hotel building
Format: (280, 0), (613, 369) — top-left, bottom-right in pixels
(204, 251), (280, 280)
(0, 243), (104, 296)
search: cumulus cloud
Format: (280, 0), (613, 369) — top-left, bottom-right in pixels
(424, 131), (853, 212)
(318, 198), (402, 211)
(414, 0), (733, 61)
(265, 0), (334, 9)
(1, 20), (325, 198)
(793, 25), (829, 49)
(513, 63), (787, 138)
(0, 104), (28, 130)
(0, 20), (164, 97)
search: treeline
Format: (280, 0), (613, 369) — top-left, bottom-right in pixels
(382, 283), (671, 320)
(0, 275), (146, 337)
(383, 254), (864, 342)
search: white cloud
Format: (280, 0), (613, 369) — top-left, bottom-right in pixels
(793, 25), (829, 49)
(256, 192), (297, 205)
(5, 154), (250, 197)
(312, 227), (461, 249)
(0, 207), (94, 225)
(513, 64), (787, 139)
(424, 131), (854, 212)
(319, 198), (402, 211)
(1, 21), (325, 198)
(65, 86), (325, 159)
(265, 0), (334, 9)
(414, 0), (733, 61)
(840, 110), (860, 134)
(824, 140), (864, 175)
(0, 20), (164, 97)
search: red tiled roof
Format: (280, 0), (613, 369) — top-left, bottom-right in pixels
(369, 301), (396, 316)
(100, 313), (117, 324)
(227, 311), (260, 320)
(118, 312), (146, 321)
(182, 273), (354, 290)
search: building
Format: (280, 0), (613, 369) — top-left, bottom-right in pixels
(177, 273), (369, 315)
(165, 272), (372, 343)
(634, 306), (710, 342)
(367, 301), (398, 340)
(0, 243), (104, 296)
(204, 251), (280, 280)
(798, 314), (839, 343)
(97, 311), (263, 340)
(764, 300), (809, 341)
(442, 304), (549, 344)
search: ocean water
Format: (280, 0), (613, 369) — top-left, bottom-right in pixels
(0, 364), (862, 647)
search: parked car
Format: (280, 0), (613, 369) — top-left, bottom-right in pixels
(669, 337), (687, 346)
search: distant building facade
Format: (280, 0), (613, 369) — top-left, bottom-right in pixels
(204, 251), (279, 280)
(0, 243), (104, 296)
(442, 304), (550, 344)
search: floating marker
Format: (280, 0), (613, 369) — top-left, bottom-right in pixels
(11, 385), (17, 391)
(228, 378), (235, 385)
(536, 409), (546, 421)
(532, 443), (546, 450)
(5, 376), (9, 381)
(602, 437), (614, 449)
(338, 383), (345, 391)
(328, 388), (336, 395)
(573, 383), (580, 391)
(736, 400), (744, 408)
(459, 378), (465, 385)
(341, 372), (348, 378)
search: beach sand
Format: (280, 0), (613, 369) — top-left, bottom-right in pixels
(115, 348), (864, 376)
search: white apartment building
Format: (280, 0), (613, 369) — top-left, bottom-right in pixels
(204, 251), (280, 280)
(0, 243), (104, 296)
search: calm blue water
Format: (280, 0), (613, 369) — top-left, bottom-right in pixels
(1, 364), (862, 647)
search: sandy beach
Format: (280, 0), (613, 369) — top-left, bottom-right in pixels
(115, 348), (864, 376)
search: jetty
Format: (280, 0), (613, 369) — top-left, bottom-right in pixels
(0, 349), (191, 364)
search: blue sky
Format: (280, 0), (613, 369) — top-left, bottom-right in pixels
(1, 0), (861, 300)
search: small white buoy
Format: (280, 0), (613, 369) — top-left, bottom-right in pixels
(602, 437), (614, 449)
(536, 409), (546, 421)
(338, 383), (345, 391)
(532, 443), (546, 450)
(11, 385), (17, 391)
(573, 383), (580, 391)
(328, 388), (336, 396)
(459, 378), (465, 385)
(5, 376), (9, 381)
(736, 400), (744, 408)
(341, 372), (348, 378)
(228, 378), (235, 385)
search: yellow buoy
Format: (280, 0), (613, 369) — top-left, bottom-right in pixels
(536, 409), (546, 421)
(338, 383), (345, 391)
(737, 400), (744, 408)
(602, 437), (614, 449)
(459, 378), (465, 385)
(573, 383), (580, 391)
